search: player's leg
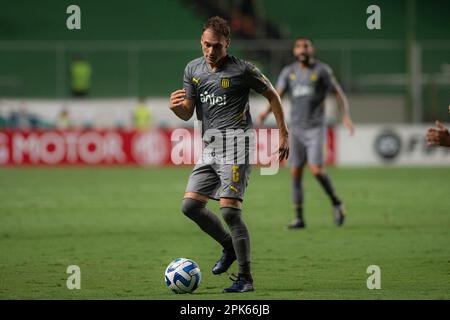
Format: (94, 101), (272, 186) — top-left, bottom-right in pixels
(308, 164), (345, 225)
(182, 165), (234, 257)
(287, 132), (308, 229)
(182, 192), (233, 249)
(220, 197), (253, 293)
(217, 164), (253, 292)
(287, 166), (306, 229)
(306, 127), (345, 226)
(308, 164), (341, 206)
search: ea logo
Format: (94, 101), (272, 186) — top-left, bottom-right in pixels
(132, 130), (169, 165)
(374, 130), (401, 161)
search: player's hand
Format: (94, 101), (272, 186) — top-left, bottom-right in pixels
(169, 89), (186, 109)
(278, 130), (289, 162)
(426, 121), (450, 147)
(256, 111), (268, 127)
(342, 114), (354, 136)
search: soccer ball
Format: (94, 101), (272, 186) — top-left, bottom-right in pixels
(164, 258), (201, 294)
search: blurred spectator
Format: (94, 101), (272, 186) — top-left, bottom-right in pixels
(28, 112), (40, 129)
(0, 107), (6, 129)
(8, 108), (32, 129)
(231, 0), (257, 38)
(8, 110), (19, 128)
(56, 108), (72, 130)
(70, 56), (92, 97)
(133, 97), (152, 130)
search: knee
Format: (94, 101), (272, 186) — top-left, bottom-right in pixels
(221, 207), (242, 226)
(309, 165), (324, 177)
(181, 198), (205, 217)
(290, 167), (303, 180)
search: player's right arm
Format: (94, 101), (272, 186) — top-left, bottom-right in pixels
(169, 89), (195, 121)
(170, 61), (198, 121)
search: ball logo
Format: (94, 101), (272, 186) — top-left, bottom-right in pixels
(132, 130), (169, 165)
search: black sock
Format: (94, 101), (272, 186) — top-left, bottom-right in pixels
(315, 173), (341, 206)
(295, 205), (304, 220)
(221, 207), (251, 277)
(292, 178), (304, 219)
(238, 270), (253, 282)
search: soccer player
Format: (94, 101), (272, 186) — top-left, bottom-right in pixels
(169, 16), (289, 293)
(258, 38), (354, 229)
(426, 121), (450, 148)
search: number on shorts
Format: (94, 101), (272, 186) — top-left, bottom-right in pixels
(232, 165), (240, 183)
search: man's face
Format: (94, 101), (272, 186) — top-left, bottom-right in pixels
(201, 28), (230, 65)
(293, 39), (314, 64)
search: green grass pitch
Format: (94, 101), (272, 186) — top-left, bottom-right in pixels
(0, 166), (449, 299)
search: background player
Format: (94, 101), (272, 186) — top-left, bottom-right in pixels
(258, 37), (354, 229)
(169, 16), (289, 292)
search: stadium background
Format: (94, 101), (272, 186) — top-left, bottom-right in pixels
(1, 0), (450, 166)
(0, 0), (449, 300)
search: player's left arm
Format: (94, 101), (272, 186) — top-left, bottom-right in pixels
(329, 70), (354, 136)
(244, 62), (289, 160)
(257, 66), (289, 126)
(261, 87), (289, 161)
(257, 88), (285, 126)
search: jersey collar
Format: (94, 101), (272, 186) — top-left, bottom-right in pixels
(204, 54), (229, 73)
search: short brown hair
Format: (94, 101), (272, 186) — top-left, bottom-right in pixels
(203, 16), (230, 39)
(295, 37), (313, 45)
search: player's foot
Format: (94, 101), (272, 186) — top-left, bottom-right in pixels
(286, 218), (305, 229)
(223, 273), (254, 293)
(212, 248), (236, 275)
(333, 203), (346, 226)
